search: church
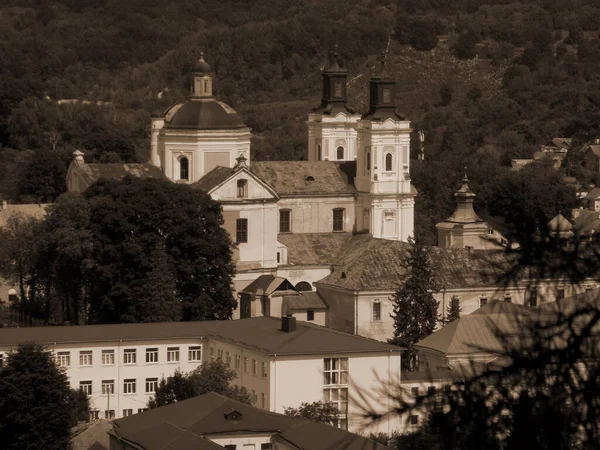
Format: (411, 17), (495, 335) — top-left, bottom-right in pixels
(66, 53), (591, 342)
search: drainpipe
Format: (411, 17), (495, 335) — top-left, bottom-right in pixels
(354, 291), (359, 335)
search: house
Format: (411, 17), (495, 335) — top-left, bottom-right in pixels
(109, 392), (390, 450)
(582, 142), (600, 172)
(0, 315), (402, 434)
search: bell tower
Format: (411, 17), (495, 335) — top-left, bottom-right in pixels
(355, 52), (415, 242)
(307, 46), (361, 162)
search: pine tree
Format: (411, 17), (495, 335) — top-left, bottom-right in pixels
(390, 237), (439, 371)
(445, 296), (462, 324)
(0, 343), (88, 450)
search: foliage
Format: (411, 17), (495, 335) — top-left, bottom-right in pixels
(453, 32), (478, 60)
(148, 360), (252, 408)
(0, 343), (89, 450)
(283, 401), (340, 425)
(389, 237), (439, 370)
(444, 296), (461, 324)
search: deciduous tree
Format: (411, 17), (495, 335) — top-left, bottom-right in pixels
(284, 401), (340, 425)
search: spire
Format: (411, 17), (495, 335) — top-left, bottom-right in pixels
(445, 173), (483, 224)
(314, 46), (354, 115)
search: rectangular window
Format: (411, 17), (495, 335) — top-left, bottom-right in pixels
(123, 349), (136, 364)
(529, 290), (538, 307)
(411, 387), (419, 396)
(210, 346), (215, 360)
(80, 381), (92, 396)
(307, 310), (315, 321)
(334, 81), (343, 98)
(261, 362), (268, 378)
(167, 347), (180, 363)
(333, 209), (344, 232)
(252, 390), (257, 405)
(138, 408), (148, 414)
(557, 288), (565, 301)
(123, 379), (136, 394)
(261, 444), (271, 450)
(217, 349), (223, 361)
(79, 350), (92, 366)
(244, 357), (249, 373)
(279, 210), (291, 233)
(427, 386), (436, 395)
(56, 351), (70, 367)
(145, 378), (159, 393)
(101, 350), (115, 366)
(277, 252), (281, 263)
(146, 348), (158, 364)
(479, 297), (488, 308)
(252, 359), (258, 376)
(236, 218), (248, 243)
(189, 346), (202, 362)
(410, 415), (419, 425)
(123, 409), (133, 417)
(235, 354), (241, 369)
(104, 410), (115, 419)
(261, 392), (266, 408)
(324, 358), (348, 385)
(225, 351), (231, 366)
(224, 446), (236, 450)
(372, 301), (381, 321)
(0, 353), (3, 368)
(504, 295), (512, 303)
(323, 387), (348, 418)
(101, 380), (115, 395)
(237, 179), (248, 198)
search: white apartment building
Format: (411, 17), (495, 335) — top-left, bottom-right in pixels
(0, 316), (402, 435)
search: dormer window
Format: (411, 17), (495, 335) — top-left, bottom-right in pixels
(180, 157), (189, 181)
(305, 175), (315, 182)
(337, 146), (344, 160)
(224, 410), (243, 421)
(237, 179), (248, 198)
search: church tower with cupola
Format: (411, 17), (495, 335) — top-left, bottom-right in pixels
(150, 54), (252, 183)
(354, 53), (415, 241)
(307, 47), (361, 162)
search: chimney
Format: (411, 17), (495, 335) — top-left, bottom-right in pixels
(282, 314), (296, 333)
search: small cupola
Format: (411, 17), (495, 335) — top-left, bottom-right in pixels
(445, 172), (483, 224)
(191, 53), (213, 98)
(234, 154), (248, 171)
(362, 50), (403, 122)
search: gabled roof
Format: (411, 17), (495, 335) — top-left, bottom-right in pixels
(192, 166), (234, 192)
(111, 393), (389, 450)
(585, 145), (600, 156)
(0, 316), (400, 355)
(240, 275), (297, 296)
(250, 161), (356, 196)
(316, 235), (516, 292)
(0, 203), (50, 227)
(277, 233), (353, 265)
(69, 161), (166, 188)
(573, 209), (600, 235)
(584, 187), (600, 200)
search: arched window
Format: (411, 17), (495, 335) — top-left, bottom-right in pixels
(337, 146), (344, 160)
(317, 144), (322, 160)
(385, 153), (393, 171)
(180, 157), (189, 180)
(295, 281), (312, 292)
(366, 152), (371, 171)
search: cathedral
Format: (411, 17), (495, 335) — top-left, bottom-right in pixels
(68, 51), (416, 310)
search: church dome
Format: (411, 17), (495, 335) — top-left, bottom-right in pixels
(164, 98), (247, 130)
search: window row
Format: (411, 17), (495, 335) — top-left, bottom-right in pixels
(79, 378), (160, 396)
(56, 346), (202, 368)
(210, 348), (268, 378)
(324, 358), (348, 386)
(278, 209), (346, 233)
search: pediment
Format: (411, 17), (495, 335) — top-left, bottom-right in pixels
(209, 168), (279, 202)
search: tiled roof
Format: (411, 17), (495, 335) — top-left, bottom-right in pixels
(71, 162), (166, 187)
(471, 300), (531, 315)
(0, 316), (400, 355)
(584, 187), (600, 200)
(0, 203), (50, 227)
(400, 368), (458, 382)
(164, 98), (247, 130)
(250, 161), (356, 196)
(191, 166), (234, 192)
(277, 233), (353, 266)
(111, 393), (389, 450)
(240, 275), (296, 296)
(587, 145), (600, 156)
(316, 235), (516, 292)
(284, 292), (328, 310)
(573, 209), (600, 235)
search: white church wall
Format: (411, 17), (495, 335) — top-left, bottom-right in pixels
(277, 196), (356, 234)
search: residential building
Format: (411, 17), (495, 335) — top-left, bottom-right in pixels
(109, 392), (390, 450)
(0, 316), (402, 434)
(582, 140), (600, 172)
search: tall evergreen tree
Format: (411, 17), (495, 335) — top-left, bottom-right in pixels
(390, 237), (439, 370)
(444, 295), (462, 324)
(0, 343), (88, 450)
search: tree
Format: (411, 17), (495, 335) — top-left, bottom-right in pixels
(389, 237), (439, 370)
(17, 149), (67, 203)
(284, 401), (340, 425)
(148, 360), (252, 408)
(454, 32), (478, 60)
(0, 343), (89, 450)
(445, 296), (461, 323)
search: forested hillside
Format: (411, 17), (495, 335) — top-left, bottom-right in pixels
(1, 0), (599, 242)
